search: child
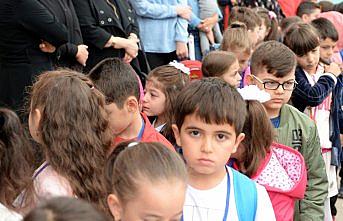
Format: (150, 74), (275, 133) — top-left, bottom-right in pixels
(105, 141), (187, 221)
(253, 7), (280, 43)
(228, 7), (261, 49)
(27, 70), (112, 212)
(230, 86), (307, 221)
(248, 40), (328, 221)
(296, 1), (321, 23)
(201, 51), (241, 88)
(198, 0), (223, 56)
(88, 58), (174, 151)
(172, 78), (276, 221)
(0, 108), (34, 219)
(23, 197), (108, 221)
(143, 61), (190, 142)
(283, 22), (342, 221)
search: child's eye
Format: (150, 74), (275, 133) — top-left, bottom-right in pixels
(216, 133), (227, 141)
(189, 130), (200, 137)
(151, 93), (158, 97)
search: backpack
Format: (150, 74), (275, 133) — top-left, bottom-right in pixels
(180, 60), (203, 80)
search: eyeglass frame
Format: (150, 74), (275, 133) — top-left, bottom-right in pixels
(250, 75), (297, 91)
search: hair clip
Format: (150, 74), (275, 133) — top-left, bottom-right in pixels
(237, 85), (271, 103)
(169, 61), (190, 75)
(268, 11), (277, 20)
(128, 141), (139, 148)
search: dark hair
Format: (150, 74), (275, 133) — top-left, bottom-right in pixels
(239, 101), (273, 177)
(30, 69), (112, 212)
(147, 65), (190, 143)
(228, 7), (261, 31)
(88, 58), (140, 108)
(23, 197), (108, 221)
(202, 51), (237, 78)
(220, 22), (252, 54)
(283, 22), (320, 56)
(253, 7), (280, 41)
(280, 16), (303, 33)
(311, 17), (339, 41)
(0, 108), (34, 211)
(319, 1), (334, 12)
(333, 2), (343, 13)
(296, 1), (321, 17)
(174, 78), (246, 135)
(104, 142), (187, 206)
(251, 41), (296, 78)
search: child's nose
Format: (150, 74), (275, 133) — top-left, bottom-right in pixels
(200, 136), (214, 153)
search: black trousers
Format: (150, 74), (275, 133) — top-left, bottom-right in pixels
(145, 51), (177, 70)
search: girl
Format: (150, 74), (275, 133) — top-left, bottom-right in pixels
(104, 141), (187, 221)
(231, 86), (307, 221)
(26, 69), (112, 212)
(253, 8), (279, 43)
(143, 61), (190, 142)
(202, 51), (241, 88)
(0, 108), (35, 219)
(24, 197), (108, 221)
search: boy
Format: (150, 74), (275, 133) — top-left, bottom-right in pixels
(248, 40), (328, 221)
(172, 78), (275, 220)
(296, 1), (321, 23)
(88, 58), (173, 153)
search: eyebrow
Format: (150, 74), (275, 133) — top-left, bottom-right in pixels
(261, 78), (295, 82)
(184, 126), (233, 135)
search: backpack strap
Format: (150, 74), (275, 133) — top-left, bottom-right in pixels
(231, 168), (258, 221)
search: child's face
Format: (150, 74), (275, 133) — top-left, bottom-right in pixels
(172, 113), (245, 178)
(143, 80), (166, 117)
(28, 107), (42, 143)
(251, 68), (296, 116)
(302, 10), (321, 23)
(257, 22), (268, 44)
(296, 46), (320, 73)
(248, 26), (260, 49)
(231, 49), (251, 72)
(105, 102), (133, 137)
(221, 59), (241, 88)
(108, 179), (185, 221)
(319, 38), (337, 61)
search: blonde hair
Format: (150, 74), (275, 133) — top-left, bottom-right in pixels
(221, 22), (252, 54)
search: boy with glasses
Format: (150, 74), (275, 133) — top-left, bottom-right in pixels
(248, 41), (328, 221)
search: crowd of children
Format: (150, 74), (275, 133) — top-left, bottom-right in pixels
(0, 1), (342, 221)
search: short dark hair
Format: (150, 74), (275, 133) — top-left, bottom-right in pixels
(311, 17), (339, 41)
(251, 41), (296, 78)
(174, 78), (246, 135)
(202, 51), (237, 78)
(283, 22), (320, 57)
(334, 2), (343, 13)
(280, 16), (303, 33)
(319, 1), (334, 12)
(88, 58), (140, 108)
(296, 1), (321, 17)
(228, 7), (261, 31)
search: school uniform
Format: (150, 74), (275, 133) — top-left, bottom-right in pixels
(0, 0), (68, 110)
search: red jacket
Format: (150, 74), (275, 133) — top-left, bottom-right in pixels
(112, 113), (174, 152)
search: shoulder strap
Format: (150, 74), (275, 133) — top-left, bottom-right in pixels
(231, 168), (257, 221)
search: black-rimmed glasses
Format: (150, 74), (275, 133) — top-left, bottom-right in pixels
(251, 75), (297, 91)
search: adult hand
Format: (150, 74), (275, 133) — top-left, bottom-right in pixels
(176, 5), (192, 21)
(123, 38), (139, 58)
(198, 13), (218, 32)
(123, 53), (133, 63)
(76, 44), (89, 66)
(176, 41), (188, 60)
(325, 62), (341, 77)
(39, 41), (56, 53)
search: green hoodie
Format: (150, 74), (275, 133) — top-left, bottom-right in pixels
(274, 104), (328, 221)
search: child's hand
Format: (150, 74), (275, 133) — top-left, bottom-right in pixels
(325, 62), (341, 77)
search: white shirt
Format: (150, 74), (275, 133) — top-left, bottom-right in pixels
(0, 203), (22, 221)
(183, 167), (276, 221)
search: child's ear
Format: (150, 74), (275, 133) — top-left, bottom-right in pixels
(29, 108), (42, 143)
(246, 75), (254, 86)
(126, 96), (139, 113)
(302, 14), (309, 23)
(172, 124), (182, 147)
(232, 133), (245, 153)
(107, 194), (122, 221)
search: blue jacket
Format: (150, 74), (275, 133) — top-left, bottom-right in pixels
(292, 67), (343, 165)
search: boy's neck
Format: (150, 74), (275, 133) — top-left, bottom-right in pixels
(265, 107), (281, 119)
(188, 167), (227, 190)
(120, 112), (143, 140)
(154, 114), (166, 128)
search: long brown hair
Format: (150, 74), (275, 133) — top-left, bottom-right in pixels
(253, 7), (280, 41)
(240, 101), (274, 177)
(0, 108), (35, 211)
(220, 22), (252, 54)
(29, 69), (112, 212)
(202, 51), (237, 78)
(147, 65), (190, 143)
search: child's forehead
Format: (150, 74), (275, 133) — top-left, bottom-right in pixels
(321, 38), (337, 44)
(182, 112), (236, 131)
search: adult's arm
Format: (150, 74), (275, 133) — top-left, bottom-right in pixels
(129, 0), (178, 19)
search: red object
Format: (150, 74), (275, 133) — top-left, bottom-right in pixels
(278, 0), (302, 17)
(224, 5), (230, 30)
(181, 60), (203, 80)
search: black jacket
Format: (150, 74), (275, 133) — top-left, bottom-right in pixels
(0, 0), (68, 110)
(72, 0), (139, 71)
(39, 0), (83, 69)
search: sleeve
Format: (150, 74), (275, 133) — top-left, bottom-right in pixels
(254, 184), (276, 221)
(292, 70), (336, 108)
(72, 0), (112, 49)
(189, 12), (202, 28)
(17, 0), (68, 47)
(297, 124), (328, 220)
(175, 0), (189, 43)
(56, 43), (78, 61)
(129, 0), (178, 19)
